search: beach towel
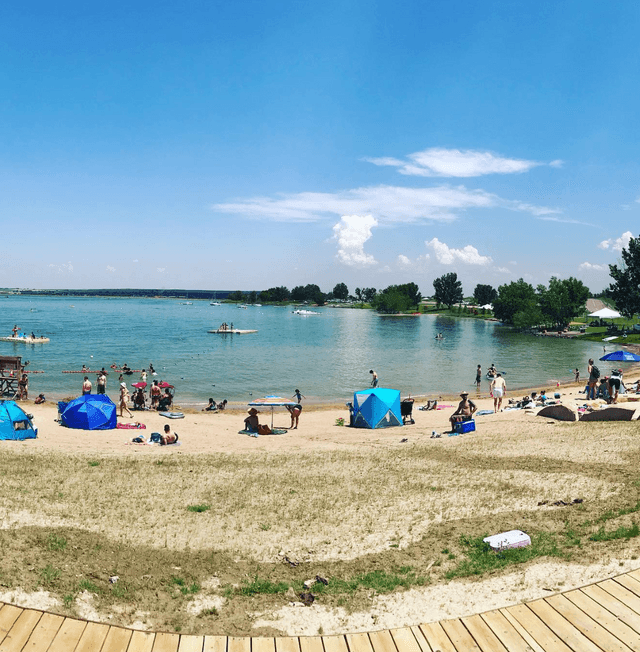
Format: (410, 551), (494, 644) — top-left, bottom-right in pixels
(116, 422), (146, 429)
(238, 429), (287, 436)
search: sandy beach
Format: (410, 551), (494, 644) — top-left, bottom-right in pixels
(1, 370), (640, 636)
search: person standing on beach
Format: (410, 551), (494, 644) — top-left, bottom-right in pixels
(150, 380), (161, 409)
(370, 370), (379, 387)
(119, 382), (133, 418)
(140, 369), (147, 383)
(18, 374), (28, 400)
(287, 403), (302, 429)
(574, 368), (580, 383)
(82, 376), (92, 395)
(97, 371), (107, 395)
(475, 365), (482, 386)
(587, 358), (599, 400)
(490, 373), (506, 412)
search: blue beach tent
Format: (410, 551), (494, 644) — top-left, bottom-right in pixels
(351, 388), (402, 429)
(58, 394), (117, 430)
(0, 401), (37, 440)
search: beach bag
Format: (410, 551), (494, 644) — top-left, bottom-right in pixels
(257, 424), (272, 435)
(150, 432), (162, 443)
(591, 365), (600, 379)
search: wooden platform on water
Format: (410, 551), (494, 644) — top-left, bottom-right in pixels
(4, 568), (640, 650)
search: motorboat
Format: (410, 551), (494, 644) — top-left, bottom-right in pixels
(292, 309), (319, 315)
(210, 302), (222, 306)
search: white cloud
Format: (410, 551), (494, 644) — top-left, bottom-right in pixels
(598, 231), (632, 252)
(508, 260), (517, 266)
(538, 216), (593, 226)
(397, 254), (412, 267)
(332, 215), (378, 267)
(48, 262), (73, 274)
(133, 259), (139, 263)
(621, 205), (631, 211)
(549, 159), (564, 168)
(106, 266), (116, 273)
(212, 184), (558, 224)
(365, 148), (544, 178)
(579, 262), (608, 271)
(494, 266), (511, 273)
(157, 267), (166, 273)
(426, 238), (493, 266)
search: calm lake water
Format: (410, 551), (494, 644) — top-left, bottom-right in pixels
(0, 296), (618, 405)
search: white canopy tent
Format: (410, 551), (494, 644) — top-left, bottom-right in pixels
(588, 308), (621, 319)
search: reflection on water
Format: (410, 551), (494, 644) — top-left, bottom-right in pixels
(0, 297), (617, 404)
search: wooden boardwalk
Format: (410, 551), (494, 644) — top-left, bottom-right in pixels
(4, 569), (640, 651)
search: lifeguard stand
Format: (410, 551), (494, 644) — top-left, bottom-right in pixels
(0, 355), (24, 398)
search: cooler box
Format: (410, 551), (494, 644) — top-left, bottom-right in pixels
(483, 530), (531, 551)
(454, 419), (475, 434)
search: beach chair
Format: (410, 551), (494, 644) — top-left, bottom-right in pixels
(401, 398), (415, 424)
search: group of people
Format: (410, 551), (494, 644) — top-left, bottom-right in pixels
(586, 358), (625, 403)
(243, 389), (304, 434)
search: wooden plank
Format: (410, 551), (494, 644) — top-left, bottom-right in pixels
(526, 599), (603, 652)
(47, 618), (87, 652)
(0, 608), (42, 652)
(504, 604), (572, 652)
(152, 632), (181, 652)
(299, 636), (324, 652)
(323, 636), (349, 652)
(128, 630), (156, 652)
(614, 575), (640, 601)
(276, 638), (301, 652)
(418, 623), (456, 652)
(409, 626), (432, 652)
(346, 633), (374, 652)
(203, 636), (227, 652)
(75, 621), (110, 652)
(101, 626), (133, 652)
(628, 570), (640, 585)
(546, 593), (634, 652)
(0, 606), (23, 645)
(390, 628), (422, 652)
(583, 584), (640, 634)
(368, 630), (397, 652)
(481, 611), (537, 652)
(568, 588), (640, 648)
(22, 612), (64, 652)
(439, 620), (481, 652)
(253, 637), (276, 652)
(601, 579), (640, 616)
(178, 635), (205, 652)
(461, 614), (508, 652)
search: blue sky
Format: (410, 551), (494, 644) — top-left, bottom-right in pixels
(2, 0), (639, 294)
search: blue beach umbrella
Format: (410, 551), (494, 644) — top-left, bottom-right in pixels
(600, 350), (640, 362)
(59, 394), (117, 430)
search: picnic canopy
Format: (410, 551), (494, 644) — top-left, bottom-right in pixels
(589, 308), (621, 319)
(351, 387), (402, 429)
(58, 394), (117, 430)
(0, 401), (37, 440)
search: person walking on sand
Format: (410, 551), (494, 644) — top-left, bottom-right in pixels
(490, 373), (506, 412)
(370, 369), (379, 387)
(587, 358), (599, 400)
(119, 382), (133, 418)
(82, 376), (92, 395)
(475, 364), (482, 386)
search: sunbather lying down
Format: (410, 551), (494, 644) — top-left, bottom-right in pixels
(419, 400), (438, 411)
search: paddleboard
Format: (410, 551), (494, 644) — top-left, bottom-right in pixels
(159, 412), (184, 419)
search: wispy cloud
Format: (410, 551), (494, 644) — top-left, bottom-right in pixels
(364, 148), (548, 178)
(598, 231), (633, 251)
(537, 216), (593, 226)
(48, 262), (73, 274)
(397, 254), (412, 267)
(332, 215), (378, 267)
(106, 266), (116, 273)
(157, 267), (166, 273)
(426, 238), (493, 266)
(212, 184), (558, 224)
(579, 262), (608, 271)
(494, 266), (511, 273)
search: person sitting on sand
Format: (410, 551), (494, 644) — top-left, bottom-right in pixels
(244, 407), (260, 432)
(286, 403), (302, 429)
(218, 399), (227, 410)
(34, 393), (45, 404)
(203, 398), (217, 411)
(157, 389), (173, 411)
(449, 391), (476, 431)
(160, 423), (178, 445)
(133, 388), (146, 410)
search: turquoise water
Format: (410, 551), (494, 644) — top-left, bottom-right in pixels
(0, 296), (616, 405)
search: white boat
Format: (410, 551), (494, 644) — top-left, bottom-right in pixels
(0, 335), (50, 344)
(253, 304), (262, 307)
(210, 302), (222, 306)
(292, 309), (319, 315)
(208, 328), (257, 334)
(238, 304), (248, 309)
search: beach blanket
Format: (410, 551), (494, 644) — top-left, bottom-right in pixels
(116, 422), (146, 429)
(159, 412), (184, 419)
(238, 429), (287, 436)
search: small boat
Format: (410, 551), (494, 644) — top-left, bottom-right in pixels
(292, 309), (319, 315)
(253, 304), (262, 307)
(210, 302), (222, 306)
(0, 335), (50, 344)
(208, 328), (257, 334)
(181, 301), (193, 305)
(238, 304), (248, 309)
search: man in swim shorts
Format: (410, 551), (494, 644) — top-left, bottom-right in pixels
(608, 368), (623, 404)
(82, 376), (92, 395)
(370, 369), (378, 387)
(490, 373), (506, 412)
(449, 391), (477, 431)
(160, 424), (178, 445)
(475, 364), (482, 386)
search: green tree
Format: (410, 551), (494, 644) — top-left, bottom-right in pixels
(538, 277), (590, 327)
(473, 284), (497, 306)
(247, 290), (258, 304)
(291, 286), (306, 301)
(372, 288), (411, 313)
(362, 287), (377, 303)
(608, 234), (640, 318)
(332, 282), (349, 301)
(227, 290), (245, 302)
(433, 273), (463, 308)
(354, 287), (363, 302)
(259, 286), (290, 302)
(493, 279), (539, 326)
(398, 282), (422, 308)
